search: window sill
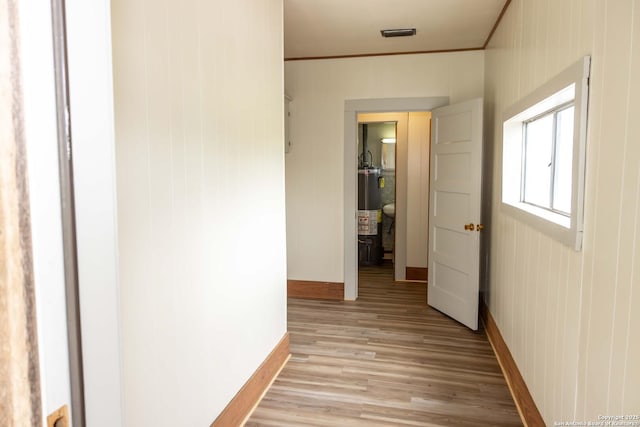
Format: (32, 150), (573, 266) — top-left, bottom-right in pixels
(501, 200), (581, 250)
(503, 201), (570, 228)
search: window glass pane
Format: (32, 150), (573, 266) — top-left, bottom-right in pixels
(553, 106), (574, 214)
(524, 114), (553, 208)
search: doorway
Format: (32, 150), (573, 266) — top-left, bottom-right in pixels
(356, 119), (397, 285)
(357, 120), (397, 264)
(346, 97), (485, 332)
(343, 97), (449, 300)
(356, 111), (432, 290)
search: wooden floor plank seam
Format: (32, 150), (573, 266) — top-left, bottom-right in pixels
(246, 265), (522, 427)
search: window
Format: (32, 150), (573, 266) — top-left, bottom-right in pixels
(522, 103), (574, 214)
(502, 57), (590, 250)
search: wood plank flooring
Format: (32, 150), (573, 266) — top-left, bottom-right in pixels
(246, 265), (522, 426)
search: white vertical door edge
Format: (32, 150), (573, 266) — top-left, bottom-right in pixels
(344, 109), (359, 300)
(17, 1), (72, 422)
(65, 0), (124, 425)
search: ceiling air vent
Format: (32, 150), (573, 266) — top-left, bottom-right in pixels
(380, 28), (416, 38)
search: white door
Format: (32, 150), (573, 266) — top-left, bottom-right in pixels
(427, 98), (483, 330)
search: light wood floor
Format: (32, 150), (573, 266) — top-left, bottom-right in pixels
(246, 265), (522, 427)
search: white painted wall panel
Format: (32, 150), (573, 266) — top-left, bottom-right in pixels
(111, 0), (287, 425)
(485, 0), (640, 423)
(285, 52), (484, 282)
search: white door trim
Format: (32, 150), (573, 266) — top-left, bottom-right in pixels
(65, 1), (124, 424)
(343, 97), (449, 300)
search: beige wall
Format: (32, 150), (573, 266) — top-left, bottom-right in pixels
(406, 112), (431, 269)
(111, 0), (287, 425)
(485, 0), (640, 424)
(285, 52), (484, 283)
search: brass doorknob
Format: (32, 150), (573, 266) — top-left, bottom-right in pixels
(464, 223), (475, 231)
(477, 224), (485, 231)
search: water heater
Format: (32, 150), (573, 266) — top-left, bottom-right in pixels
(358, 168), (383, 265)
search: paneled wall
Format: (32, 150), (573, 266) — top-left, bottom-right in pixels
(485, 0), (640, 423)
(111, 0), (287, 425)
(285, 52), (484, 283)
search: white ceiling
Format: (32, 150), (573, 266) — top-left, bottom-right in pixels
(284, 0), (508, 60)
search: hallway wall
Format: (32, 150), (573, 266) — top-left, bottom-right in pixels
(285, 51), (484, 283)
(484, 0), (640, 423)
(111, 0), (287, 425)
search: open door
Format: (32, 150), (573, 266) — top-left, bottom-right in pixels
(427, 98), (483, 330)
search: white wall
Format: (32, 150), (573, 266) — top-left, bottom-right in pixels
(111, 0), (287, 425)
(285, 52), (484, 283)
(485, 0), (640, 424)
(18, 1), (71, 423)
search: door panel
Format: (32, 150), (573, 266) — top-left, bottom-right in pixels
(433, 228), (467, 268)
(433, 191), (469, 228)
(435, 153), (471, 181)
(428, 98), (483, 330)
(435, 110), (472, 142)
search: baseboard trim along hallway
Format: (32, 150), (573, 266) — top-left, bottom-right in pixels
(211, 333), (290, 427)
(481, 301), (544, 426)
(405, 266), (428, 281)
(287, 279), (344, 300)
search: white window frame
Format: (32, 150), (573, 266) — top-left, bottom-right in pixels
(501, 56), (590, 251)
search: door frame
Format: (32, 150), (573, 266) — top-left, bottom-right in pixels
(51, 0), (85, 424)
(343, 97), (449, 300)
(356, 113), (407, 282)
(64, 1), (124, 425)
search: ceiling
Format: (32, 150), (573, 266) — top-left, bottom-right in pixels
(284, 0), (509, 60)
